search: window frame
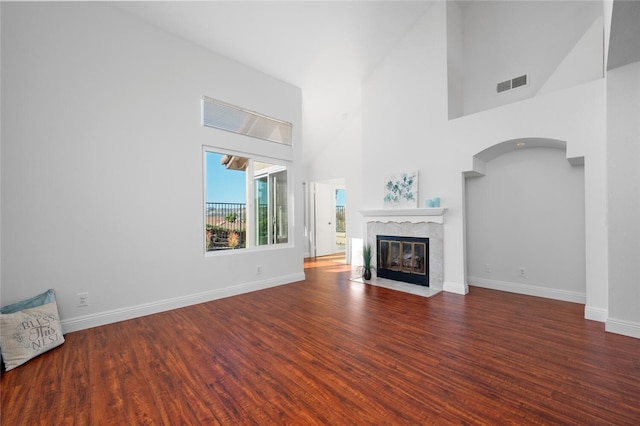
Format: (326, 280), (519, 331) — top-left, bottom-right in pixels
(203, 145), (292, 255)
(254, 163), (288, 246)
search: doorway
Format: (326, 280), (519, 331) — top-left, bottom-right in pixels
(310, 179), (346, 258)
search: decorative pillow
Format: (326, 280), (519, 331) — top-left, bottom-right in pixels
(0, 289), (56, 314)
(0, 299), (65, 371)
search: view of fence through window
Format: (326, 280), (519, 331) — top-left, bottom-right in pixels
(206, 202), (247, 250)
(336, 206), (346, 232)
(205, 152), (246, 251)
(205, 151), (288, 251)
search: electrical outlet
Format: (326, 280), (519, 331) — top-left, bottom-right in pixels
(256, 265), (262, 275)
(485, 264), (492, 273)
(519, 267), (527, 277)
(77, 292), (89, 307)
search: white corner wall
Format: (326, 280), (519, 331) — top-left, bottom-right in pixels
(606, 60), (640, 338)
(446, 0), (464, 120)
(537, 16), (604, 96)
(1, 3), (304, 332)
(0, 1), (3, 300)
(361, 1), (608, 310)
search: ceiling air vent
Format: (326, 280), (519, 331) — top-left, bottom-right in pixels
(511, 74), (528, 88)
(496, 74), (529, 94)
(497, 79), (511, 93)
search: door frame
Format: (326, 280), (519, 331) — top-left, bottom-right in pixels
(307, 178), (346, 258)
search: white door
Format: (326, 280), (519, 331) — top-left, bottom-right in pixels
(314, 182), (336, 257)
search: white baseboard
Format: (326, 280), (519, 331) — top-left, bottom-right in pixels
(467, 276), (586, 304)
(61, 272), (305, 333)
(443, 281), (469, 295)
(584, 305), (608, 323)
(606, 317), (640, 339)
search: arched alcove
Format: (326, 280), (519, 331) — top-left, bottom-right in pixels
(465, 138), (584, 178)
(464, 138), (586, 302)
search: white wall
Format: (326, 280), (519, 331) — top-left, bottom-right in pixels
(0, 3), (304, 331)
(466, 147), (586, 302)
(606, 60), (640, 338)
(363, 2), (467, 293)
(0, 3), (3, 301)
(446, 1), (464, 120)
(361, 1), (608, 307)
(459, 0), (603, 116)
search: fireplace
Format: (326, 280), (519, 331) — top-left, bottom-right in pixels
(377, 235), (429, 286)
(361, 208), (446, 291)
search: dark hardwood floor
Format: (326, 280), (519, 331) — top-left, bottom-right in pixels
(2, 255), (639, 425)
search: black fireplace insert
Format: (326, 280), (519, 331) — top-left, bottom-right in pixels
(376, 235), (429, 286)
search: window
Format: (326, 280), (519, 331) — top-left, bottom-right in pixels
(202, 96), (292, 145)
(255, 162), (288, 246)
(204, 149), (289, 252)
(202, 96), (293, 253)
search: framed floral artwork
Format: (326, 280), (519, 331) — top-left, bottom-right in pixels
(383, 170), (418, 208)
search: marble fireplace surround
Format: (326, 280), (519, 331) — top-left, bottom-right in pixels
(361, 208), (446, 292)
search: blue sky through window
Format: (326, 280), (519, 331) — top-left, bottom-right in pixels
(206, 152), (246, 203)
(336, 188), (346, 206)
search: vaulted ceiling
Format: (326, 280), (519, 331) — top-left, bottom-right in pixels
(112, 1), (434, 157)
(112, 1), (638, 159)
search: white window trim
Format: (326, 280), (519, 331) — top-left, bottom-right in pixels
(203, 145), (293, 255)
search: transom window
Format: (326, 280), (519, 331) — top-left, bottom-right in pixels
(202, 96), (292, 145)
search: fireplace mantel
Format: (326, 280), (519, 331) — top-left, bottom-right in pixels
(362, 214), (445, 290)
(360, 208), (447, 224)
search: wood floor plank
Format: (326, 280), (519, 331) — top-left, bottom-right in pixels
(2, 256), (639, 425)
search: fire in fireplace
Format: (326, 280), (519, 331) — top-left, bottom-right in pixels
(376, 235), (429, 286)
